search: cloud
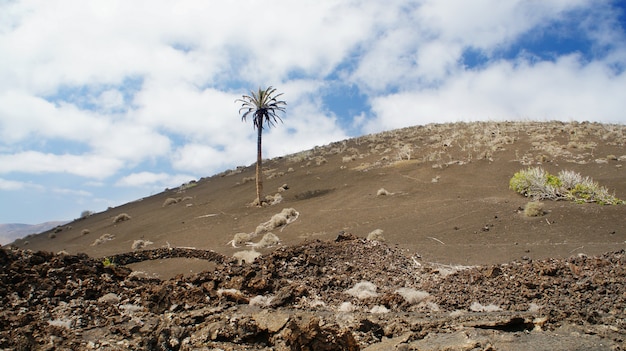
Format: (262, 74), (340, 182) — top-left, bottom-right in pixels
(116, 171), (195, 189)
(0, 151), (123, 179)
(0, 178), (34, 191)
(365, 54), (626, 133)
(0, 0), (625, 224)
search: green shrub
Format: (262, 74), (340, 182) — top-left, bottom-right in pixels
(510, 167), (624, 205)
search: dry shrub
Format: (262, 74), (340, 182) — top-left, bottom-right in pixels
(255, 208), (299, 235)
(81, 229), (90, 236)
(92, 233), (115, 246)
(254, 233), (280, 248)
(249, 295), (274, 307)
(131, 239), (153, 250)
(395, 288), (430, 305)
(524, 201), (545, 217)
(367, 229), (385, 242)
(230, 232), (252, 247)
(269, 193), (283, 205)
(376, 188), (390, 196)
(162, 198), (179, 207)
(233, 250), (261, 265)
(113, 213), (131, 223)
(345, 281), (379, 299)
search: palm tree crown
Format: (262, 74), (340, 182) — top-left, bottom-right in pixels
(236, 86), (286, 206)
(237, 86), (286, 130)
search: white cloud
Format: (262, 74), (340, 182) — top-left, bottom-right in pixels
(0, 0), (625, 224)
(116, 171), (194, 188)
(0, 151), (123, 179)
(0, 178), (32, 191)
(366, 54), (626, 133)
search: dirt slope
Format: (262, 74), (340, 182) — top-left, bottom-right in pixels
(13, 121), (626, 267)
(3, 121), (625, 350)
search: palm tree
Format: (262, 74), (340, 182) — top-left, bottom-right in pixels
(236, 86), (286, 206)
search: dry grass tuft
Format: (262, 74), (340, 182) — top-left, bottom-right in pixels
(345, 281), (379, 299)
(113, 213), (131, 223)
(233, 250), (261, 265)
(367, 229), (386, 242)
(395, 288), (430, 305)
(524, 201), (545, 217)
(376, 188), (390, 196)
(131, 239), (153, 250)
(92, 233), (115, 246)
(254, 233), (281, 248)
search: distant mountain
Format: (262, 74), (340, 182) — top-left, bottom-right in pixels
(0, 221), (67, 245)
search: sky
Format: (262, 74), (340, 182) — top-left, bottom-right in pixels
(1, 0), (625, 229)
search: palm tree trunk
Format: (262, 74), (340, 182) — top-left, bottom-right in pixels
(255, 124), (263, 206)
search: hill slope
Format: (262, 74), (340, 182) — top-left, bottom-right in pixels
(0, 221), (67, 245)
(10, 121), (626, 270)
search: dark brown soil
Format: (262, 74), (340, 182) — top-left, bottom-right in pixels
(4, 121), (626, 349)
(1, 235), (624, 350)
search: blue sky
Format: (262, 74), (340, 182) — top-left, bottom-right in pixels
(1, 1), (626, 235)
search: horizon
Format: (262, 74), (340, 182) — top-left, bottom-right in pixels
(1, 1), (626, 225)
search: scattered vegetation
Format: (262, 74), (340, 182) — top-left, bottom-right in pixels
(230, 233), (253, 247)
(376, 188), (390, 196)
(102, 257), (115, 267)
(233, 250), (261, 265)
(510, 167), (624, 205)
(345, 281), (379, 299)
(162, 198), (179, 207)
(113, 213), (132, 223)
(367, 229), (386, 242)
(81, 229), (90, 236)
(524, 201), (545, 217)
(255, 208), (299, 235)
(395, 288), (431, 305)
(177, 180), (197, 193)
(79, 210), (94, 219)
(92, 233), (115, 246)
(131, 239), (153, 250)
(254, 232), (281, 248)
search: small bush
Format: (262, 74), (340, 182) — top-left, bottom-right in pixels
(132, 239), (153, 250)
(510, 167), (624, 205)
(524, 201), (545, 217)
(92, 233), (115, 246)
(395, 288), (430, 305)
(376, 188), (390, 196)
(80, 210), (94, 219)
(345, 281), (378, 299)
(254, 233), (280, 248)
(113, 213), (131, 223)
(81, 229), (90, 235)
(230, 232), (252, 247)
(367, 229), (386, 242)
(162, 198), (180, 207)
(233, 250), (261, 265)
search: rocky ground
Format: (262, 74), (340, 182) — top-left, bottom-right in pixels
(1, 233), (625, 350)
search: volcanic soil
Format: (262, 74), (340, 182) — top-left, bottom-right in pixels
(3, 121), (626, 350)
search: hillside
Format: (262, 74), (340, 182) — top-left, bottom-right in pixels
(0, 221), (67, 246)
(3, 121), (626, 350)
(11, 121), (625, 271)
